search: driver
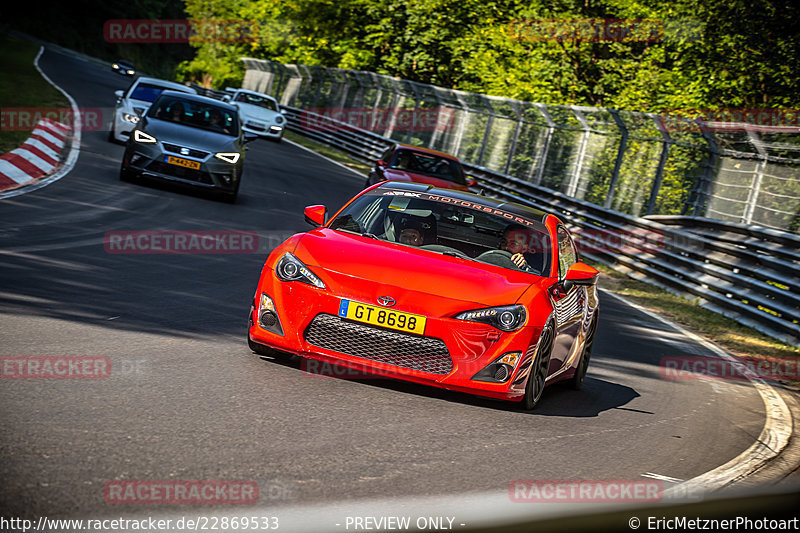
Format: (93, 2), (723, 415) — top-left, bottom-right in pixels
(501, 224), (538, 270)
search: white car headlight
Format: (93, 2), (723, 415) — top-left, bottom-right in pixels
(133, 130), (157, 143)
(215, 152), (240, 164)
(122, 113), (140, 124)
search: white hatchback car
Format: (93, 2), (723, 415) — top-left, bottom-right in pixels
(223, 89), (286, 141)
(109, 77), (196, 143)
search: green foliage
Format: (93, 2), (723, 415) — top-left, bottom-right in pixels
(179, 0), (799, 110)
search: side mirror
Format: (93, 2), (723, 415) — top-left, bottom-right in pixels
(466, 178), (478, 188)
(114, 90), (124, 98)
(562, 262), (599, 292)
(304, 205), (327, 227)
(243, 133), (259, 143)
(376, 159), (386, 168)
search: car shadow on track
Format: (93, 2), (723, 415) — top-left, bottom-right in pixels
(256, 352), (639, 417)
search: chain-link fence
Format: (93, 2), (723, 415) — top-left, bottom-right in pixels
(240, 58), (800, 233)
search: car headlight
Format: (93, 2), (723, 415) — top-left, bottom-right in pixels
(455, 304), (527, 332)
(126, 69), (135, 75)
(275, 252), (326, 289)
(122, 113), (139, 124)
(112, 63), (119, 69)
(215, 152), (240, 164)
(133, 130), (156, 143)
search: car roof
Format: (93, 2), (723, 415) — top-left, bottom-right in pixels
(373, 181), (550, 227)
(158, 90), (239, 112)
(131, 77), (195, 93)
(391, 143), (460, 162)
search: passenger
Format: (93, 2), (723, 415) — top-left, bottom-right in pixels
(168, 102), (184, 122)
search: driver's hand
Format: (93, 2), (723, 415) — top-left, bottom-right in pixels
(510, 253), (528, 269)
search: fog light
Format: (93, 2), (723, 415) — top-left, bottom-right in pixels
(257, 293), (283, 335)
(472, 351), (522, 383)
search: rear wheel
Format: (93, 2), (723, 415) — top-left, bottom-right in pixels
(568, 314), (597, 390)
(521, 323), (553, 410)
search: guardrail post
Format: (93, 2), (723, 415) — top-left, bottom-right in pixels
(605, 109), (628, 209)
(568, 107), (591, 197)
(691, 119), (720, 216)
(504, 102), (523, 175)
(645, 113), (672, 215)
(743, 126), (768, 224)
(476, 96), (495, 167)
(531, 104), (555, 185)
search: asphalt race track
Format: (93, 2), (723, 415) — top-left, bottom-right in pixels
(0, 49), (769, 523)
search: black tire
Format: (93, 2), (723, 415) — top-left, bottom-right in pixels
(521, 323), (554, 410)
(248, 335), (275, 356)
(568, 314), (598, 390)
(119, 165), (133, 182)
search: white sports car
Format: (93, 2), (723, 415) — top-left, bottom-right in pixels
(109, 77), (197, 143)
(223, 89), (286, 141)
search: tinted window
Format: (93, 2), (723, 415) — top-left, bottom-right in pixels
(148, 95), (239, 136)
(129, 83), (175, 103)
(233, 92), (278, 111)
(388, 150), (466, 185)
(329, 191), (551, 275)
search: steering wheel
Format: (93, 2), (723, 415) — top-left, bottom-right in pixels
(476, 249), (522, 270)
(421, 244), (469, 259)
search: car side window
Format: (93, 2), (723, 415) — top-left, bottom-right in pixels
(380, 147), (393, 164)
(557, 226), (577, 278)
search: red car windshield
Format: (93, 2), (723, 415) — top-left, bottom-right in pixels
(388, 149), (466, 185)
(329, 191), (551, 275)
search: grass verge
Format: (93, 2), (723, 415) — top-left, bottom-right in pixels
(0, 34), (69, 154)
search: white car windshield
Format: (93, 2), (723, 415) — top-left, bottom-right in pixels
(234, 92), (278, 111)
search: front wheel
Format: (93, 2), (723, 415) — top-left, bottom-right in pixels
(521, 323), (553, 410)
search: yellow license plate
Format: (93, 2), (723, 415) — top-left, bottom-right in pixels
(165, 155), (201, 169)
(338, 299), (426, 335)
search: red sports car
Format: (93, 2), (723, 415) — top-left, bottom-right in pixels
(364, 144), (477, 192)
(248, 182), (599, 409)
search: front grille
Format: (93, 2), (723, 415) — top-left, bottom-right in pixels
(162, 143), (209, 159)
(305, 314), (453, 375)
(146, 161), (213, 184)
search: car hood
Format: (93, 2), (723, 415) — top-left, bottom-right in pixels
(143, 118), (240, 151)
(383, 168), (468, 191)
(235, 103), (280, 121)
(292, 229), (544, 312)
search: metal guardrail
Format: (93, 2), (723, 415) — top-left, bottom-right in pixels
(193, 85), (800, 346)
